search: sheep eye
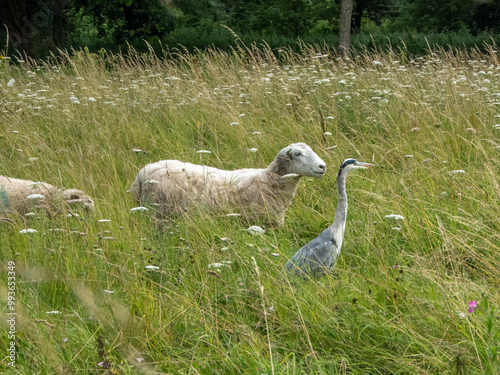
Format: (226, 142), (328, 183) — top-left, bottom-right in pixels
(70, 195), (79, 199)
(294, 151), (302, 157)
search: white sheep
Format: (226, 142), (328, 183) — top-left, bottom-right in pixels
(130, 143), (326, 226)
(0, 175), (94, 217)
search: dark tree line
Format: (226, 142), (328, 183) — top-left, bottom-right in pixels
(0, 0), (498, 57)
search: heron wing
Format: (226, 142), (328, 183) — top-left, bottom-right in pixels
(284, 228), (337, 276)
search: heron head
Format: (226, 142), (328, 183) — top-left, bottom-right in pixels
(337, 158), (376, 179)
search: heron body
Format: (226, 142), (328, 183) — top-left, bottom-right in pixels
(284, 159), (375, 277)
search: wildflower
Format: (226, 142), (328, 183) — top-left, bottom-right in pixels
(326, 116), (335, 120)
(7, 79), (15, 87)
(98, 219), (111, 222)
(385, 214), (404, 220)
(208, 261), (233, 271)
(104, 290), (114, 294)
(63, 338), (68, 342)
(372, 61), (383, 66)
(25, 212), (35, 217)
(324, 132), (332, 136)
(46, 311), (61, 314)
(130, 206), (148, 213)
(405, 155), (414, 158)
(249, 148), (258, 152)
(196, 150), (211, 154)
(26, 194), (45, 199)
(271, 253), (279, 257)
(252, 131), (261, 135)
(458, 312), (466, 319)
(230, 122), (239, 126)
(132, 147), (144, 153)
(247, 225), (265, 236)
(409, 127), (420, 132)
(88, 97), (96, 102)
(145, 265), (159, 270)
(136, 358), (144, 363)
(468, 300), (477, 313)
(239, 114), (245, 117)
(449, 170), (466, 175)
(391, 227), (402, 231)
(19, 228), (37, 234)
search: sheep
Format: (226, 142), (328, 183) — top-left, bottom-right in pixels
(0, 175), (94, 217)
(130, 142), (326, 226)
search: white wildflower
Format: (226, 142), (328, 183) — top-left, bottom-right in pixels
(196, 150), (211, 154)
(252, 131), (261, 135)
(88, 97), (96, 102)
(249, 148), (258, 152)
(104, 290), (114, 294)
(230, 122), (239, 126)
(239, 113), (246, 117)
(130, 206), (148, 213)
(7, 79), (15, 87)
(25, 212), (35, 217)
(208, 261), (233, 271)
(326, 116), (335, 120)
(385, 214), (404, 221)
(271, 253), (279, 257)
(19, 228), (37, 234)
(46, 311), (61, 314)
(98, 219), (111, 222)
(247, 225), (265, 236)
(145, 265), (159, 270)
(324, 132), (332, 136)
(26, 194), (45, 199)
(449, 170), (466, 175)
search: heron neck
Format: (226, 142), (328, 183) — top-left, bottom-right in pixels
(331, 173), (348, 246)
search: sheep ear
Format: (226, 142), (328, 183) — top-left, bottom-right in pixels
(286, 148), (292, 158)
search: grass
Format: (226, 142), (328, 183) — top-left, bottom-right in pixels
(0, 44), (499, 374)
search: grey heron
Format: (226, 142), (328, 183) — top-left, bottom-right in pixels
(283, 158), (376, 277)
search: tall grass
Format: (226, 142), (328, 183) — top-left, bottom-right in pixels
(0, 44), (499, 374)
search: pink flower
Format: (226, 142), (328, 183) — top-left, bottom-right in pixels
(468, 300), (477, 313)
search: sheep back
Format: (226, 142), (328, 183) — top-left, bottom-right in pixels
(130, 160), (295, 225)
(0, 175), (94, 216)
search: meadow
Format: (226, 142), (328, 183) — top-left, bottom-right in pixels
(1, 44), (500, 374)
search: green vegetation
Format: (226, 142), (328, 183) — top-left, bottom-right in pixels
(1, 45), (500, 374)
(1, 0), (499, 57)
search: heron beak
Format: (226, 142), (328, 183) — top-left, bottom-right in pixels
(355, 162), (377, 169)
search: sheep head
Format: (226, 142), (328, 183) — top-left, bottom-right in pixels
(273, 143), (326, 178)
(62, 189), (95, 212)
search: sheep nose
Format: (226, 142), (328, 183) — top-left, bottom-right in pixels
(319, 163), (326, 171)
